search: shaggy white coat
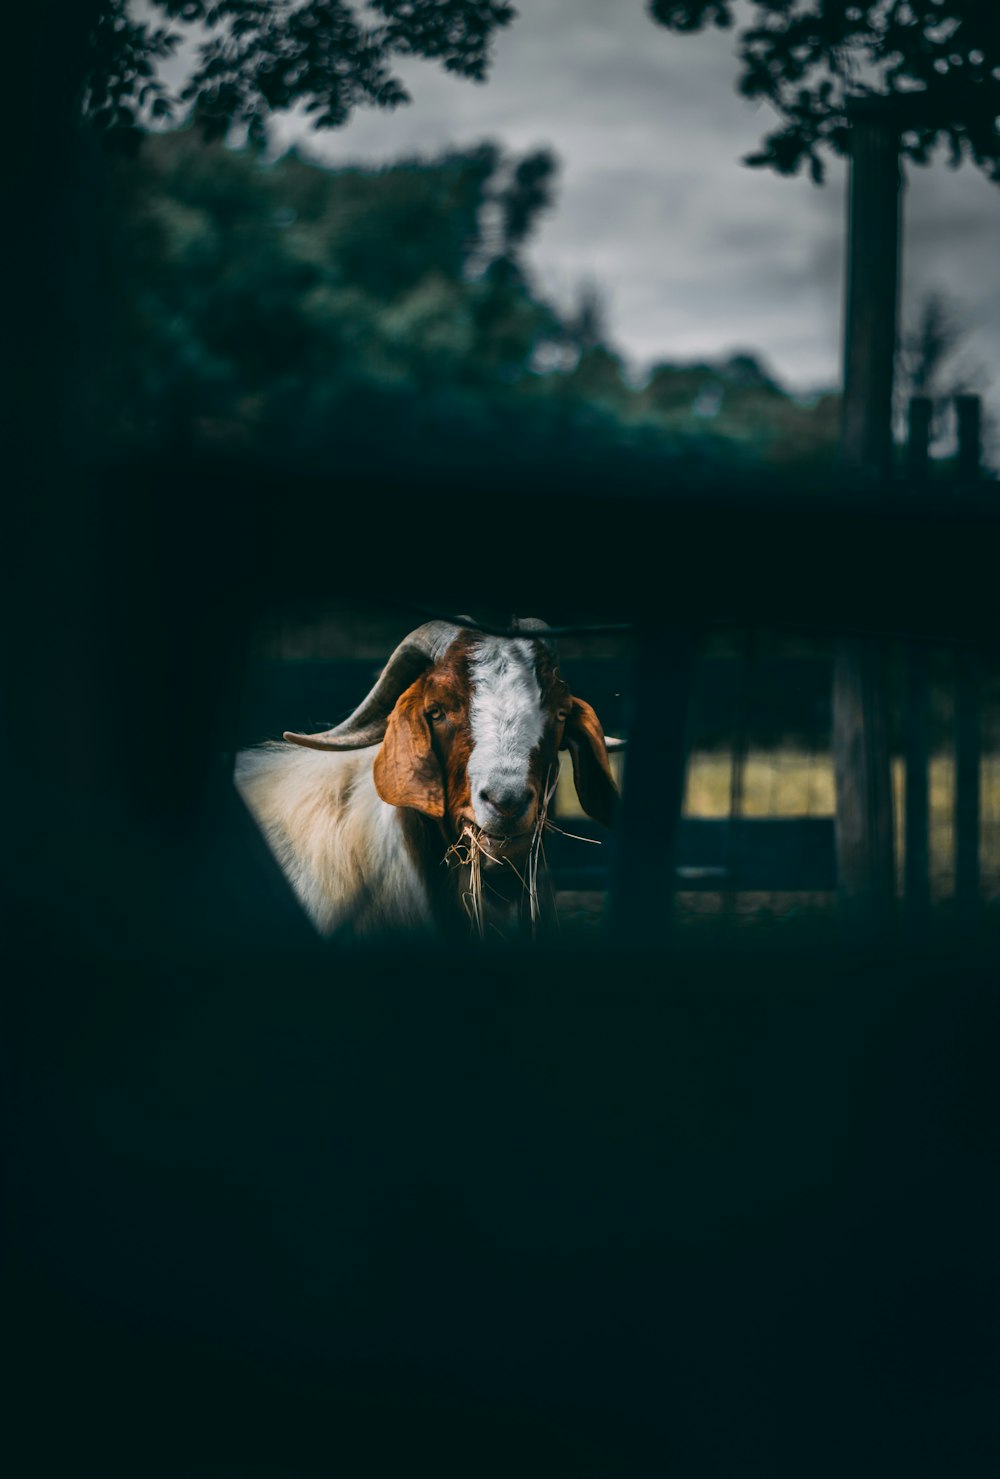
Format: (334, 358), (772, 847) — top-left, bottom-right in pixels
(234, 742), (434, 937)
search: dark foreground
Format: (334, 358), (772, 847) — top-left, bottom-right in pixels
(7, 461), (1000, 1474)
(6, 928), (999, 1478)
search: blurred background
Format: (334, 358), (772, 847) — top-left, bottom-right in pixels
(96, 123), (845, 471)
(126, 0), (1000, 461)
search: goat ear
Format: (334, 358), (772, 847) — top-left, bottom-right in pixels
(563, 697), (620, 828)
(373, 681), (445, 819)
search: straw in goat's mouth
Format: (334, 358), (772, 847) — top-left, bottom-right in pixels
(443, 824), (505, 939)
(442, 766), (599, 940)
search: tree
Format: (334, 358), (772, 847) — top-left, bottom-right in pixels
(84, 0), (516, 141)
(637, 352), (839, 466)
(648, 1), (1000, 183)
(101, 128), (836, 468)
(105, 132), (568, 445)
(86, 4), (1000, 183)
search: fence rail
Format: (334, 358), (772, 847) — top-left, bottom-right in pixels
(546, 816), (836, 894)
(238, 640), (1000, 909)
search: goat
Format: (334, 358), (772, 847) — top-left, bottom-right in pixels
(235, 618), (620, 940)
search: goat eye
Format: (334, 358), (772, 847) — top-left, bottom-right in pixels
(426, 705), (445, 722)
(556, 709), (569, 723)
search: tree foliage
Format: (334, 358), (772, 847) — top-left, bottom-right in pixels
(648, 1), (1000, 182)
(86, 3), (1000, 181)
(85, 0), (515, 141)
(98, 130), (835, 473)
(108, 132), (564, 441)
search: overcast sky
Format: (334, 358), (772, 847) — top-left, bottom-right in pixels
(157, 0), (1000, 425)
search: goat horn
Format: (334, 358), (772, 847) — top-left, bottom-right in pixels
(511, 615), (556, 652)
(603, 735), (626, 752)
(283, 620), (460, 751)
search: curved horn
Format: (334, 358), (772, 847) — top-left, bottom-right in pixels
(283, 621), (460, 751)
(511, 615), (556, 653)
(603, 735), (627, 752)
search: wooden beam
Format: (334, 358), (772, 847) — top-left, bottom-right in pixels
(549, 817), (838, 895)
(956, 395), (982, 484)
(907, 396), (931, 485)
(955, 650), (981, 931)
(832, 98), (901, 937)
(904, 643), (931, 933)
(833, 642), (897, 932)
(607, 626), (695, 943)
(840, 99), (903, 493)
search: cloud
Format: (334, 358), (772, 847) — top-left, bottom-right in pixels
(159, 0), (1000, 446)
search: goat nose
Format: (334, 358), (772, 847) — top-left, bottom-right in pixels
(479, 785), (533, 819)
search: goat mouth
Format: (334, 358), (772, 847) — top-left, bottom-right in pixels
(481, 832), (532, 856)
(455, 818), (534, 855)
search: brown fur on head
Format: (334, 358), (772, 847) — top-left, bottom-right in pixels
(372, 632), (618, 852)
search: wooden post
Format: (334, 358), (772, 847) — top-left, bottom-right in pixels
(956, 395), (982, 483)
(904, 643), (930, 932)
(722, 628), (756, 911)
(955, 650), (981, 932)
(840, 99), (902, 493)
(904, 401), (931, 933)
(907, 396), (931, 485)
(832, 98), (901, 936)
(833, 643), (897, 933)
(608, 625), (695, 944)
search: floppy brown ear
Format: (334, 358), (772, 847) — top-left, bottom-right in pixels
(373, 680), (445, 818)
(563, 697), (619, 828)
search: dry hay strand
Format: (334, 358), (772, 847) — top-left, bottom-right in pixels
(442, 765), (602, 942)
(443, 825), (505, 939)
(526, 767), (558, 933)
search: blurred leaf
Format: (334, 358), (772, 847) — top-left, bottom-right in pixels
(84, 0), (516, 140)
(652, 1), (1000, 184)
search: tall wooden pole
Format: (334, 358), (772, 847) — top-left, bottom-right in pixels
(955, 395), (982, 484)
(903, 399), (931, 934)
(608, 626), (695, 944)
(953, 395), (982, 933)
(832, 99), (901, 936)
(955, 650), (982, 932)
(904, 642), (930, 932)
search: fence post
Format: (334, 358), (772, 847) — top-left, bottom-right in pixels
(607, 624), (695, 944)
(833, 642), (897, 934)
(832, 97), (901, 937)
(955, 650), (981, 932)
(722, 628), (756, 910)
(956, 395), (982, 484)
(907, 396), (931, 485)
(904, 400), (931, 934)
(904, 643), (930, 933)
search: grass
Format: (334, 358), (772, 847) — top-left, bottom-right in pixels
(554, 749), (1000, 911)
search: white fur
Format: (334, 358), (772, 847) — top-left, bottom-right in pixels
(466, 637), (546, 831)
(234, 742), (434, 937)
